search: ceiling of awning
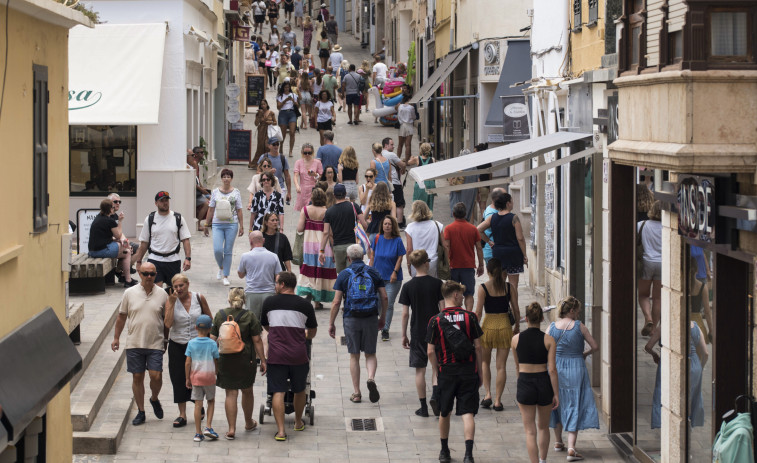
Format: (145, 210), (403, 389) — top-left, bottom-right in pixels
(409, 46), (472, 105)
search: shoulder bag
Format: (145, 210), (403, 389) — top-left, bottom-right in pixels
(352, 202), (371, 253)
(636, 220), (647, 280)
(435, 221), (450, 280)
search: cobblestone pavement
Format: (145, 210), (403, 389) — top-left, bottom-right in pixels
(73, 18), (624, 463)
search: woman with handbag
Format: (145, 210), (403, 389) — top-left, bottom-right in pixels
(404, 200), (443, 278)
(548, 296), (599, 461)
(475, 258), (520, 412)
(261, 212), (292, 272)
(276, 80), (299, 158)
(369, 215), (406, 342)
(295, 188), (336, 309)
(253, 99), (277, 165)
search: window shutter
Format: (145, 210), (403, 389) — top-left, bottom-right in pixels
(33, 64), (49, 232)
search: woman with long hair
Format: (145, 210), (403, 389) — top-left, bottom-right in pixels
(404, 200), (443, 278)
(164, 274), (212, 428)
(638, 200), (663, 336)
(204, 169), (245, 285)
(267, 1), (279, 29)
(360, 59), (372, 112)
(336, 60), (349, 111)
(316, 30), (331, 69)
(314, 89), (336, 145)
(369, 215), (406, 342)
(293, 143), (322, 211)
(323, 165), (338, 190)
(476, 258), (520, 412)
(548, 296), (599, 460)
(266, 45), (280, 89)
(210, 288), (266, 440)
(365, 181), (396, 242)
(407, 142), (436, 210)
(253, 99), (277, 165)
(276, 80), (299, 157)
(295, 188), (336, 309)
(396, 95), (416, 160)
(359, 168), (377, 212)
(261, 212), (293, 272)
(303, 16), (314, 48)
(338, 145), (359, 201)
(298, 72), (314, 130)
(258, 41), (269, 88)
(511, 302), (559, 463)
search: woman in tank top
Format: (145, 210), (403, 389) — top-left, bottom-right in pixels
(370, 142), (392, 186)
(511, 302), (559, 463)
(338, 145), (360, 201)
(475, 258), (520, 412)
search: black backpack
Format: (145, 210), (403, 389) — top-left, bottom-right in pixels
(147, 211), (183, 257)
(438, 313), (475, 360)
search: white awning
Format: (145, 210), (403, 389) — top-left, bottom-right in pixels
(408, 46), (472, 105)
(68, 24), (168, 125)
(410, 131), (595, 193)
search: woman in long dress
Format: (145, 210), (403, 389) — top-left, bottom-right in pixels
(407, 142), (436, 210)
(253, 99), (276, 166)
(295, 188), (336, 309)
(303, 16), (314, 50)
(548, 296), (599, 461)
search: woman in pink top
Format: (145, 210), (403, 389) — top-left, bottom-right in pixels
(293, 142), (323, 211)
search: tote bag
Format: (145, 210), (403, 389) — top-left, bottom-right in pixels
(267, 124), (283, 142)
(435, 221), (450, 280)
(292, 231), (304, 265)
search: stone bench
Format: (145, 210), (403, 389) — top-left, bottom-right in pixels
(68, 302), (85, 345)
(69, 254), (117, 294)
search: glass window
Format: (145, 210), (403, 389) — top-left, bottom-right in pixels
(69, 125), (137, 195)
(631, 26), (642, 65)
(669, 30), (683, 63)
(711, 11), (748, 56)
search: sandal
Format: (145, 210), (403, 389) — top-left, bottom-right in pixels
(492, 403), (504, 412)
(554, 442), (566, 452)
(480, 398), (492, 409)
(172, 417), (187, 428)
(245, 420), (258, 432)
(293, 422), (306, 431)
(350, 393), (362, 403)
(225, 432), (235, 440)
(641, 321), (654, 337)
(274, 432), (288, 441)
(567, 448), (584, 461)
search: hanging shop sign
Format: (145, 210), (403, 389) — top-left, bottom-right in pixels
(501, 95), (529, 141)
(677, 175), (715, 242)
(233, 23), (251, 42)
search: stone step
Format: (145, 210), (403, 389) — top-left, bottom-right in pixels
(70, 300), (120, 391)
(70, 324), (126, 432)
(72, 363), (134, 454)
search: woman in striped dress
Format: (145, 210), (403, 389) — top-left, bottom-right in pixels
(295, 188), (336, 309)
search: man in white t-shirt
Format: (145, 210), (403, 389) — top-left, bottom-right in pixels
(252, 0), (267, 34)
(133, 191), (192, 289)
(329, 44), (344, 75)
(372, 55), (388, 87)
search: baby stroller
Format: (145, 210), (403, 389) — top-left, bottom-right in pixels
(259, 339), (316, 425)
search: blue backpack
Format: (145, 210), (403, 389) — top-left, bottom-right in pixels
(344, 267), (378, 314)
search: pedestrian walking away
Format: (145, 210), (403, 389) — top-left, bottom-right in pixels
(295, 188), (336, 308)
(426, 280), (484, 463)
(337, 146), (360, 201)
(164, 274), (212, 428)
(407, 143), (437, 211)
(481, 187), (507, 264)
(261, 271), (318, 440)
(238, 231), (283, 320)
(205, 169), (245, 286)
(184, 314), (219, 442)
(511, 302), (560, 463)
(210, 288), (267, 440)
(133, 191), (192, 289)
(444, 202), (484, 311)
(397, 95), (416, 160)
(404, 200), (443, 278)
(364, 182), (396, 242)
(399, 249), (444, 417)
(329, 244), (388, 404)
(111, 262), (169, 426)
(369, 215), (406, 341)
(342, 64), (363, 124)
(380, 137), (407, 227)
(319, 184), (367, 273)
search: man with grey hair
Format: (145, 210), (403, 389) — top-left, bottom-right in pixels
(238, 231), (282, 319)
(329, 244), (388, 403)
(482, 187), (507, 264)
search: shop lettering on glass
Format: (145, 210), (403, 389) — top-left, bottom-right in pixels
(677, 176), (715, 242)
(68, 90), (102, 110)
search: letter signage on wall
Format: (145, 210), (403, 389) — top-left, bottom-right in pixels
(677, 175), (715, 242)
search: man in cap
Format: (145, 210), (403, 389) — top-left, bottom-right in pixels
(319, 184), (367, 273)
(133, 191), (192, 289)
(290, 45), (303, 71)
(281, 23), (297, 48)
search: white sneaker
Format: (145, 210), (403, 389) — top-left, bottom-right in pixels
(222, 277), (230, 286)
(217, 269), (223, 280)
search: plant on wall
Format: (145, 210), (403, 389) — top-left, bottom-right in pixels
(198, 136), (208, 173)
(407, 42), (416, 86)
(56, 0), (101, 23)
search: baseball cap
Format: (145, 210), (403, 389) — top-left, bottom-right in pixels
(268, 137), (280, 144)
(333, 183), (346, 197)
(155, 191), (171, 201)
(295, 46), (302, 52)
(196, 314), (212, 329)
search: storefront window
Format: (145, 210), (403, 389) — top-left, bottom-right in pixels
(69, 125), (137, 195)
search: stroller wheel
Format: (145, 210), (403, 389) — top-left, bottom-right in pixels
(259, 404), (265, 424)
(309, 405), (315, 426)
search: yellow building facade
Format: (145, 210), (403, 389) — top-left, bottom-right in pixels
(0, 1), (90, 462)
(569, 0), (606, 76)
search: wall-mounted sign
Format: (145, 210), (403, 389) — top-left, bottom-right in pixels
(677, 175), (715, 242)
(233, 23), (251, 42)
(483, 41), (500, 76)
(502, 95), (529, 141)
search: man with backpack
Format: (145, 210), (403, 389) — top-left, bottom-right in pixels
(329, 244), (388, 404)
(134, 191), (192, 289)
(426, 280), (484, 463)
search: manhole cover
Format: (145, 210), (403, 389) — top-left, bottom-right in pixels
(345, 417), (384, 432)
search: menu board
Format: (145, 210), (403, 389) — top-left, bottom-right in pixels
(76, 209), (100, 254)
(227, 130), (252, 164)
(246, 74), (265, 109)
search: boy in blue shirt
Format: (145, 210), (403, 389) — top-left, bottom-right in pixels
(185, 314), (220, 442)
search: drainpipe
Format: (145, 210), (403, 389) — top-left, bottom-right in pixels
(449, 0), (456, 52)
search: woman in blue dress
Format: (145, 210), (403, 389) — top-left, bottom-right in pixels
(548, 296), (599, 461)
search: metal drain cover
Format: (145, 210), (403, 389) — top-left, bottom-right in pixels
(345, 417), (384, 432)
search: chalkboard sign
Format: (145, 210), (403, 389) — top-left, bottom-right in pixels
(227, 130), (252, 164)
(76, 208), (100, 254)
(246, 74), (265, 108)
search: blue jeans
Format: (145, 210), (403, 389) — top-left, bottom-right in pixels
(212, 222), (238, 276)
(383, 280), (401, 331)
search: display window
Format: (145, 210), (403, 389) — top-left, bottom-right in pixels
(69, 125), (137, 195)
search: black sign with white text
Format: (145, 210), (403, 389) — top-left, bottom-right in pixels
(677, 175), (715, 242)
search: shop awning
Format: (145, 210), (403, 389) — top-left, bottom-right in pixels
(410, 131), (595, 193)
(68, 23), (168, 125)
(484, 40), (531, 127)
(0, 308), (82, 443)
(409, 46), (472, 105)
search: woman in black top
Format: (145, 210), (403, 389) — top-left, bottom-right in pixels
(261, 212), (292, 271)
(88, 198), (136, 287)
(511, 302), (559, 463)
(364, 181), (396, 241)
(338, 145), (360, 201)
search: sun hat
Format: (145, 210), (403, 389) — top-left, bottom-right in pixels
(332, 44), (342, 52)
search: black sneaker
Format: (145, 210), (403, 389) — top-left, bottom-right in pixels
(463, 455), (475, 463)
(381, 330), (389, 341)
(439, 448), (451, 463)
(429, 397), (440, 417)
(149, 398), (164, 419)
(415, 407), (429, 417)
(124, 279), (138, 288)
(132, 410), (146, 426)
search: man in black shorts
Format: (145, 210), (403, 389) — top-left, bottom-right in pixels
(426, 280), (483, 463)
(261, 272), (318, 441)
(400, 250), (443, 417)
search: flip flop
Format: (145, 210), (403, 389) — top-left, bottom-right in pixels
(350, 393), (362, 403)
(225, 432), (235, 440)
(480, 398), (492, 409)
(274, 432), (288, 441)
(172, 417), (187, 428)
(245, 420), (258, 432)
(293, 422), (306, 431)
(492, 404), (504, 412)
(367, 379), (380, 403)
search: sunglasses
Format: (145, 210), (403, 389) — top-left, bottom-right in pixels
(112, 200), (122, 204)
(261, 177), (273, 182)
(140, 271), (157, 277)
(303, 151), (313, 155)
(230, 286), (244, 291)
(365, 175), (374, 179)
(271, 142), (280, 146)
